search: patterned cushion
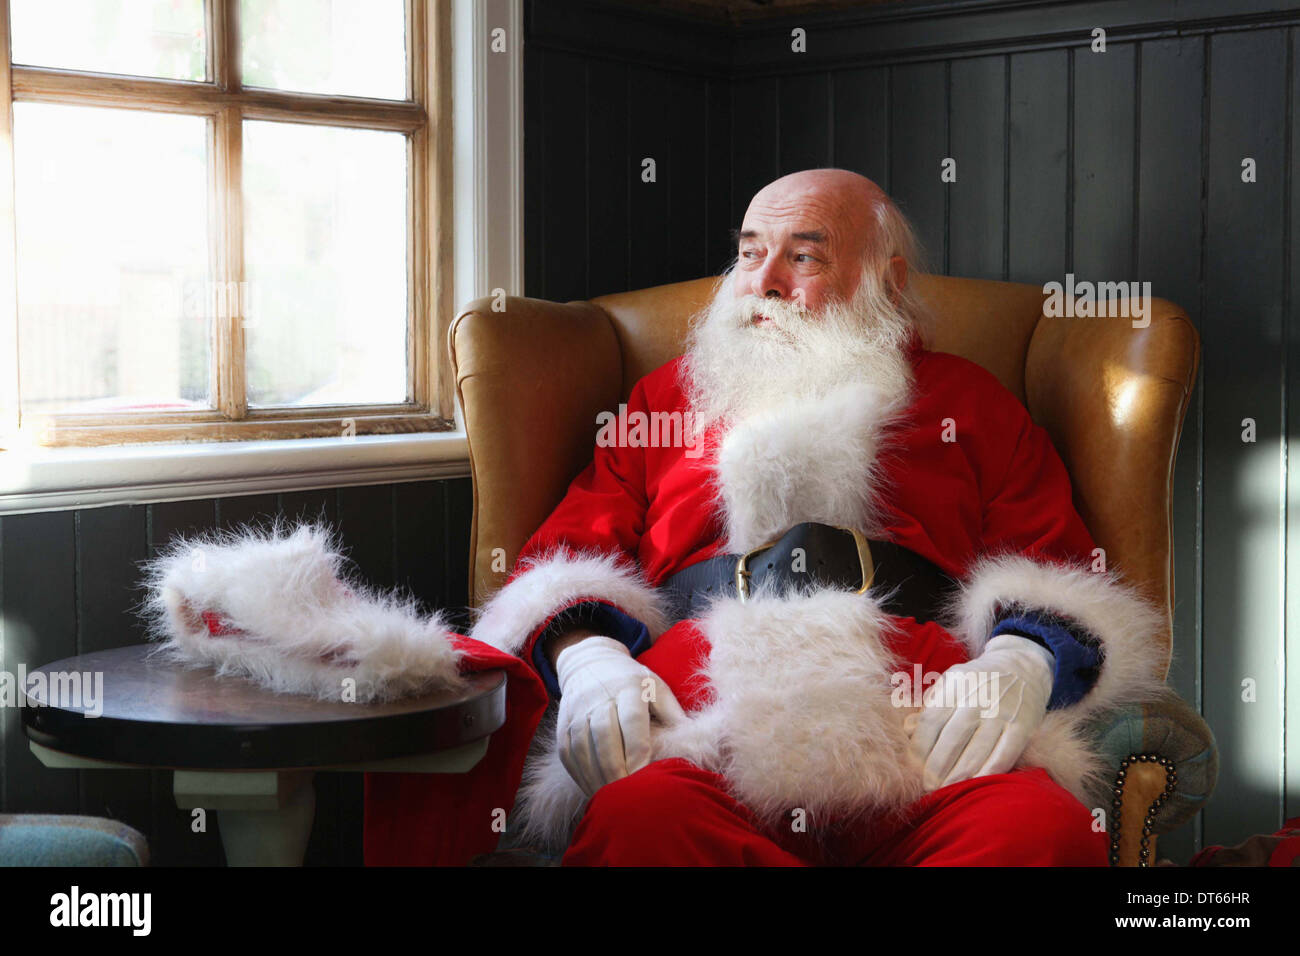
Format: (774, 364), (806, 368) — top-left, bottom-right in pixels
(0, 814), (149, 867)
(1083, 690), (1219, 835)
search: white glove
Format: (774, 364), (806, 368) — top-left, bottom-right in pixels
(904, 633), (1054, 792)
(555, 635), (687, 797)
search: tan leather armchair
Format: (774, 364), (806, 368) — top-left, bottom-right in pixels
(450, 273), (1218, 867)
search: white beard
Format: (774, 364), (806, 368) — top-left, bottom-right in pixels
(680, 268), (918, 437)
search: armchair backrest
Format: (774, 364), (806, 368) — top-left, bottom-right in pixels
(450, 274), (1199, 673)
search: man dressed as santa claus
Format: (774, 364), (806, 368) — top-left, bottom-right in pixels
(368, 168), (1170, 866)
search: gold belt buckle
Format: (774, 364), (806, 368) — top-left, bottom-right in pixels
(735, 539), (774, 603)
(841, 525), (877, 595)
(735, 525), (876, 603)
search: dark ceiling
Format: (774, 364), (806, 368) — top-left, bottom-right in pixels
(601, 0), (917, 24)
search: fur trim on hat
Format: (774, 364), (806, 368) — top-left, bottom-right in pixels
(139, 520), (465, 703)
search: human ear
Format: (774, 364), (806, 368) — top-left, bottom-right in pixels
(889, 255), (908, 295)
(883, 255), (908, 306)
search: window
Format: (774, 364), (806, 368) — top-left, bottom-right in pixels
(0, 0), (454, 448)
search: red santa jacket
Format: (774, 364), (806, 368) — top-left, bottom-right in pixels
(365, 339), (1168, 863)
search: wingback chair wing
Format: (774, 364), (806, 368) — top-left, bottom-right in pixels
(449, 273), (1218, 867)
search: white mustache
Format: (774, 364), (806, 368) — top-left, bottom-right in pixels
(682, 268), (918, 437)
(724, 297), (834, 344)
(729, 295), (815, 326)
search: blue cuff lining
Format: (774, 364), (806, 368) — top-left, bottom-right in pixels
(531, 601), (652, 700)
(992, 609), (1103, 710)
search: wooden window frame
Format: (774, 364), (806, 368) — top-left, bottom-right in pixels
(0, 0), (456, 449)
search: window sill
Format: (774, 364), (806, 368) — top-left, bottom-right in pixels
(0, 430), (471, 515)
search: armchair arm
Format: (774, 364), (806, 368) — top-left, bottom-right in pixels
(0, 813), (149, 866)
(1082, 689), (1219, 866)
(449, 295), (624, 609)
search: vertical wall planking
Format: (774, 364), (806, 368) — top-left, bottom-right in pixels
(948, 55), (1007, 281)
(1202, 28), (1288, 842)
(1007, 49), (1069, 284)
(1135, 32), (1208, 860)
(730, 75), (780, 233)
(74, 504), (152, 843)
(1071, 42), (1136, 282)
(1286, 25), (1300, 826)
(1, 511), (78, 814)
(667, 69), (712, 285)
(587, 56), (630, 298)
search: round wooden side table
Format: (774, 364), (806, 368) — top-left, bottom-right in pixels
(21, 644), (506, 866)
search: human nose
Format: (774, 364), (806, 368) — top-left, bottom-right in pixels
(747, 254), (793, 301)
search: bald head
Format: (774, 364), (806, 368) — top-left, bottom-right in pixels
(732, 168), (909, 317)
(748, 168), (888, 239)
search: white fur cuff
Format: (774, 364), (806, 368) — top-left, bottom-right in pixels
(943, 553), (1168, 718)
(140, 521), (465, 703)
(469, 549), (669, 658)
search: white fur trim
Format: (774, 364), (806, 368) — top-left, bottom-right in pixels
(140, 521), (465, 703)
(654, 586), (927, 827)
(510, 570), (1156, 847)
(508, 715), (589, 853)
(714, 380), (912, 553)
(473, 551), (668, 852)
(943, 552), (1170, 806)
(511, 585), (927, 848)
(945, 553), (1168, 717)
(1019, 711), (1112, 811)
(469, 549), (668, 657)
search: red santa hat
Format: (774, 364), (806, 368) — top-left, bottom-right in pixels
(139, 520), (465, 703)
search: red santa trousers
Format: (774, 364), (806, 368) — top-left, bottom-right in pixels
(563, 757), (1108, 866)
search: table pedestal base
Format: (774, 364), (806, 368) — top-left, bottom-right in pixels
(29, 738), (491, 867)
(173, 770), (317, 866)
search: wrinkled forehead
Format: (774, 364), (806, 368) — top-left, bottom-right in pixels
(740, 180), (881, 250)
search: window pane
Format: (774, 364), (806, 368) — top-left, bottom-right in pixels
(13, 104), (211, 418)
(240, 0), (406, 100)
(10, 0), (206, 81)
(243, 121), (408, 407)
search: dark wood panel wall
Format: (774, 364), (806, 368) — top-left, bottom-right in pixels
(524, 4), (734, 301)
(0, 479), (473, 865)
(526, 0), (1300, 859)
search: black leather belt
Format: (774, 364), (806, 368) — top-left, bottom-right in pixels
(662, 522), (954, 626)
